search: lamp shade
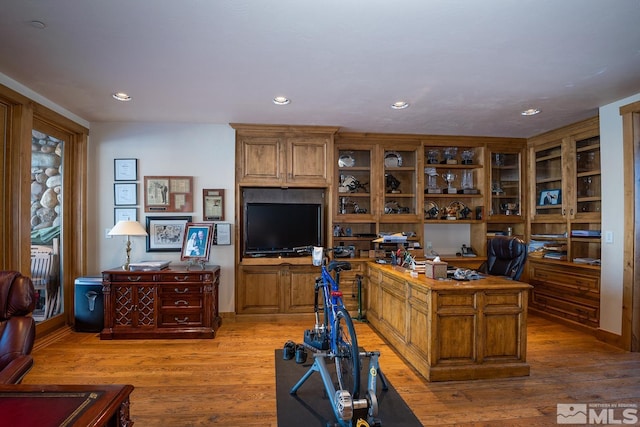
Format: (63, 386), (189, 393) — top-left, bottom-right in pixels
(108, 220), (148, 237)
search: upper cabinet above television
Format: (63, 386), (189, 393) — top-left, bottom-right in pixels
(231, 124), (339, 187)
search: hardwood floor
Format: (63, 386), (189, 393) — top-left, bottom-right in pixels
(24, 314), (640, 426)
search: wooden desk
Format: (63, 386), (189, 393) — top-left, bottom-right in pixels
(0, 384), (133, 426)
(101, 267), (221, 339)
(367, 263), (531, 381)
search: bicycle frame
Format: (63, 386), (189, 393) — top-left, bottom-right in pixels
(318, 261), (345, 354)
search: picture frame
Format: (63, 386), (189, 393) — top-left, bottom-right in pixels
(144, 176), (193, 213)
(203, 189), (225, 221)
(114, 158), (138, 181)
(180, 222), (214, 261)
(146, 216), (192, 252)
(114, 183), (138, 206)
(114, 207), (138, 223)
(539, 189), (561, 206)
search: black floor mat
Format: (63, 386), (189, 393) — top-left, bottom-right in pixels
(275, 349), (422, 427)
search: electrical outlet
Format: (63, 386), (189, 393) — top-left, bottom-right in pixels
(105, 228), (112, 239)
(426, 241), (433, 250)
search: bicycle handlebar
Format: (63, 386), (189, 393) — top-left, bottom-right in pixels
(292, 246), (349, 257)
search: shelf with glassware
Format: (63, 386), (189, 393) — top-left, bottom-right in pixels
(422, 146), (484, 224)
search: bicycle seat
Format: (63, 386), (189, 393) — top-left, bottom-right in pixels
(328, 260), (352, 272)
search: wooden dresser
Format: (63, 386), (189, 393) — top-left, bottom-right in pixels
(101, 267), (221, 339)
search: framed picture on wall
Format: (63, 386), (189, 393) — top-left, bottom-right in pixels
(114, 158), (138, 181)
(146, 216), (192, 252)
(114, 207), (138, 223)
(114, 183), (138, 206)
(144, 176), (193, 213)
(203, 189), (224, 221)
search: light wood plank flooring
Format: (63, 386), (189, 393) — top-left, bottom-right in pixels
(24, 314), (640, 426)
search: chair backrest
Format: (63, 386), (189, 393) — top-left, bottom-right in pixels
(30, 245), (57, 286)
(485, 236), (528, 281)
(0, 271), (36, 321)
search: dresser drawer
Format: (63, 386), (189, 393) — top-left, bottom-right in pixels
(531, 288), (599, 327)
(156, 272), (212, 283)
(159, 294), (203, 308)
(530, 265), (599, 296)
(158, 310), (203, 327)
(106, 273), (152, 283)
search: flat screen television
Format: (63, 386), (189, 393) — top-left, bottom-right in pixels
(244, 202), (323, 256)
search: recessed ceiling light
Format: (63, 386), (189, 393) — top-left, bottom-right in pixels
(112, 92), (132, 102)
(391, 101), (409, 110)
(521, 108), (541, 116)
(273, 96), (290, 105)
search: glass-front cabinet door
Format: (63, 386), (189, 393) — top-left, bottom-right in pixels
(382, 147), (419, 219)
(533, 141), (564, 219)
(489, 151), (522, 218)
(336, 147), (373, 220)
(574, 135), (601, 219)
(333, 145), (377, 255)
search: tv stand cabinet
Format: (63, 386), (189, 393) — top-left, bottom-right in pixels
(237, 259), (317, 314)
(101, 267), (221, 339)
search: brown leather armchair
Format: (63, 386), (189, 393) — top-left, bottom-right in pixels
(0, 271), (36, 384)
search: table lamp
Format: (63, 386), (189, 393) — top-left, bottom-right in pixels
(108, 220), (148, 270)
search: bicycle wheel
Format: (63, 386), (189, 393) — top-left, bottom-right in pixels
(334, 307), (360, 398)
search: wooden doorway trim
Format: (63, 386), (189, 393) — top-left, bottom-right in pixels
(620, 100), (640, 351)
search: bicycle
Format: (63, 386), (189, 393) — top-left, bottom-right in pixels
(288, 246), (386, 427)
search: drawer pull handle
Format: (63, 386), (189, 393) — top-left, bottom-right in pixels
(174, 287), (189, 293)
(174, 300), (188, 306)
(174, 316), (189, 324)
(174, 275), (189, 282)
(127, 276), (142, 282)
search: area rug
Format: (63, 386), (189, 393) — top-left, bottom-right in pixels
(275, 349), (422, 427)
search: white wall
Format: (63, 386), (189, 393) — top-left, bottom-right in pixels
(88, 123), (237, 313)
(599, 92), (640, 334)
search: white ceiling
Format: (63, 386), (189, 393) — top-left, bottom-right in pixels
(1, 0), (639, 138)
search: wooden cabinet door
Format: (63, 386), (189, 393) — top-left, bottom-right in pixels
(286, 136), (330, 185)
(237, 136), (283, 184)
(112, 284), (156, 330)
(283, 265), (318, 313)
(236, 265), (281, 314)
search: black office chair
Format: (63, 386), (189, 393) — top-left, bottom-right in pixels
(480, 236), (528, 280)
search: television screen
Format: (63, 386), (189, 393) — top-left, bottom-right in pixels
(244, 203), (322, 255)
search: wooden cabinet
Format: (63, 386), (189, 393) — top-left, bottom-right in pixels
(528, 117), (601, 265)
(332, 134), (423, 257)
(101, 267), (221, 339)
(236, 261), (318, 314)
(232, 124), (338, 187)
(528, 259), (600, 329)
(527, 117), (601, 330)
